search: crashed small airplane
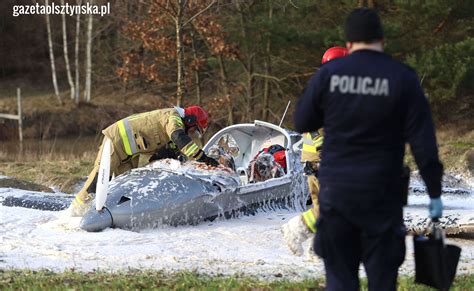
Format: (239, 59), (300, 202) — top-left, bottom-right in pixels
(80, 120), (309, 231)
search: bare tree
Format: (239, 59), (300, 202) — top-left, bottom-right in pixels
(74, 0), (82, 104)
(175, 0), (186, 106)
(45, 0), (63, 105)
(190, 30), (202, 105)
(262, 0), (273, 121)
(191, 17), (235, 125)
(235, 1), (256, 122)
(84, 0), (94, 103)
(217, 55), (233, 125)
(60, 0), (75, 100)
(156, 0), (216, 106)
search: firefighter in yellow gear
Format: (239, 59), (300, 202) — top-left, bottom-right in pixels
(301, 130), (323, 231)
(281, 129), (323, 256)
(281, 46), (349, 257)
(66, 106), (219, 217)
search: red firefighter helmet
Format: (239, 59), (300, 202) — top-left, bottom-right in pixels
(184, 106), (209, 133)
(321, 46), (349, 64)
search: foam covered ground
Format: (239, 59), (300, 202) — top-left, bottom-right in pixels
(1, 171), (473, 280)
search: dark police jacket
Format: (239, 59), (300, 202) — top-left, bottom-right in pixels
(294, 49), (443, 217)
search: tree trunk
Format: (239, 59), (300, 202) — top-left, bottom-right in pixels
(236, 2), (254, 122)
(74, 0), (82, 104)
(368, 0), (375, 8)
(60, 0), (75, 100)
(217, 55), (233, 125)
(175, 0), (186, 107)
(190, 30), (201, 105)
(262, 0), (273, 121)
(245, 61), (254, 122)
(84, 2), (93, 103)
(45, 0), (63, 105)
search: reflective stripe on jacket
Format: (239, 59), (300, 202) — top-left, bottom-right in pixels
(301, 131), (323, 162)
(302, 208), (317, 233)
(117, 118), (139, 155)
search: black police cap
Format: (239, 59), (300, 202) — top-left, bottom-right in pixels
(345, 8), (384, 42)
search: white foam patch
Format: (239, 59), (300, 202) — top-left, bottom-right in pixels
(0, 169), (473, 279)
(144, 159), (236, 177)
(0, 205), (324, 279)
(104, 160), (241, 202)
(0, 203), (473, 279)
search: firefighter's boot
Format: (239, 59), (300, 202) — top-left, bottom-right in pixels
(65, 193), (93, 217)
(281, 215), (312, 256)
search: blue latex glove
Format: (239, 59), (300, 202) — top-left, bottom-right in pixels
(429, 197), (443, 219)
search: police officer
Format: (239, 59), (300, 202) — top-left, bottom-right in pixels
(67, 105), (219, 217)
(294, 8), (443, 291)
(282, 47), (348, 257)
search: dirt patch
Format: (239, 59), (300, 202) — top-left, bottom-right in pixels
(19, 104), (152, 140)
(0, 159), (93, 194)
(0, 177), (52, 192)
(0, 91), (170, 140)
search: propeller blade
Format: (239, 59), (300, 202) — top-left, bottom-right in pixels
(95, 138), (111, 211)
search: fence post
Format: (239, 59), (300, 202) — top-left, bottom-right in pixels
(17, 88), (23, 142)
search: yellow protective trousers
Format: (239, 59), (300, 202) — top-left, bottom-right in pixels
(301, 174), (320, 233)
(72, 137), (139, 208)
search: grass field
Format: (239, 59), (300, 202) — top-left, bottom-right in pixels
(1, 130), (472, 194)
(0, 157), (94, 193)
(1, 270), (473, 290)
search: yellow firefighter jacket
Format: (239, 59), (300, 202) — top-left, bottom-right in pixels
(102, 108), (203, 162)
(301, 129), (324, 163)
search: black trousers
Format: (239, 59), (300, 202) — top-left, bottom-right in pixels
(314, 207), (406, 291)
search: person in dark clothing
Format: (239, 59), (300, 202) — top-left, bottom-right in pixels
(294, 8), (443, 291)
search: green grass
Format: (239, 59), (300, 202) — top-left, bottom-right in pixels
(0, 151), (157, 193)
(404, 130), (474, 173)
(450, 142), (474, 149)
(0, 270), (323, 290)
(1, 270), (473, 290)
(0, 159), (93, 193)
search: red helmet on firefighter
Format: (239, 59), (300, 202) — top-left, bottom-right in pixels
(321, 46), (349, 64)
(184, 106), (209, 133)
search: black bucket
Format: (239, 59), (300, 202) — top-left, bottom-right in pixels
(414, 222), (461, 290)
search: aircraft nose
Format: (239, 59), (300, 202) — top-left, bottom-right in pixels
(80, 207), (113, 232)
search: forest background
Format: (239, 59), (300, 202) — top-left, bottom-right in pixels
(0, 0), (472, 141)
